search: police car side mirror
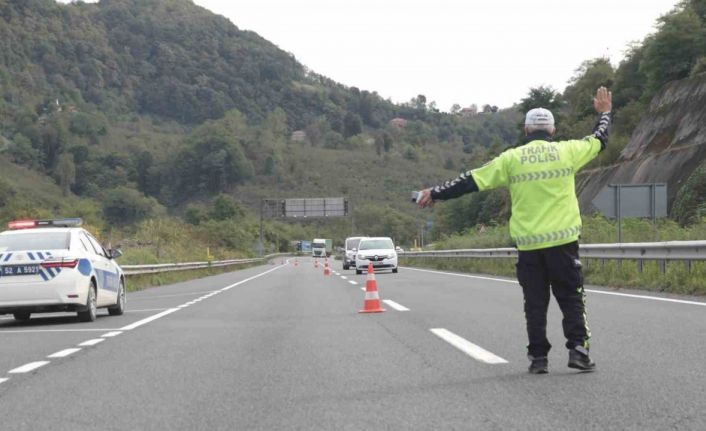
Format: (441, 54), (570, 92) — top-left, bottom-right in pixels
(109, 249), (123, 259)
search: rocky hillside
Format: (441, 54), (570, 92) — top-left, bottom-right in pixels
(577, 73), (706, 218)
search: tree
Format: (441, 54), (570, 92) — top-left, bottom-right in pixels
(374, 133), (384, 156)
(208, 194), (243, 221)
(517, 86), (563, 143)
(0, 179), (15, 207)
(55, 153), (76, 196)
(414, 94), (427, 111)
(102, 187), (160, 225)
(343, 112), (363, 138)
(519, 86), (562, 113)
(563, 58), (615, 120)
(640, 5), (702, 93)
(8, 134), (42, 168)
(382, 131), (393, 153)
(450, 104), (461, 114)
(184, 204), (207, 225)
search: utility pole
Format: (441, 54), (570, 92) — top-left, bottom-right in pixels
(259, 199), (264, 256)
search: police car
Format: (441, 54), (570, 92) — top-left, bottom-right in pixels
(0, 218), (125, 322)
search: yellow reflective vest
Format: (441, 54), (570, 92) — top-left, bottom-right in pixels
(471, 137), (601, 251)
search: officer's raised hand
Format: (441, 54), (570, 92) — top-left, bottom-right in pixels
(417, 188), (434, 208)
(594, 86), (612, 113)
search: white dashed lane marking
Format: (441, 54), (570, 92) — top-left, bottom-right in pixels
(129, 291), (219, 300)
(430, 328), (508, 365)
(9, 361), (51, 374)
(1, 265), (285, 382)
(382, 300), (410, 311)
(48, 348), (81, 358)
(348, 281), (357, 285)
(119, 308), (181, 331)
(79, 339), (105, 347)
(127, 308), (171, 313)
(101, 331), (122, 338)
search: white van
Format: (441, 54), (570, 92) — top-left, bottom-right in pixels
(342, 236), (365, 270)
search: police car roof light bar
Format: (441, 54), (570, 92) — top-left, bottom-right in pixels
(8, 218), (83, 230)
(8, 220), (38, 230)
(36, 218), (83, 228)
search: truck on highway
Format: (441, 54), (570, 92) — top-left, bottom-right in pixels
(296, 240), (312, 253)
(312, 238), (332, 258)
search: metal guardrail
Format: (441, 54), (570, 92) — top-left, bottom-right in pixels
(400, 241), (706, 273)
(122, 253), (288, 276)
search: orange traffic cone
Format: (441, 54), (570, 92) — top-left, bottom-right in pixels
(315, 259), (320, 269)
(359, 262), (385, 313)
(323, 258), (331, 276)
(294, 258), (299, 267)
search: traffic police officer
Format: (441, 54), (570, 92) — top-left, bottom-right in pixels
(417, 87), (612, 374)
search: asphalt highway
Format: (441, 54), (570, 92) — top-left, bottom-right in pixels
(0, 258), (704, 430)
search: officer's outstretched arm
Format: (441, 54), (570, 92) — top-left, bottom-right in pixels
(592, 87), (612, 151)
(417, 171), (480, 208)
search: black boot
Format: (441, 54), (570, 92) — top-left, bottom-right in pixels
(568, 346), (595, 371)
(528, 356), (548, 374)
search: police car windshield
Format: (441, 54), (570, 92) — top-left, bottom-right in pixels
(0, 232), (70, 252)
(346, 238), (361, 250)
(359, 239), (393, 250)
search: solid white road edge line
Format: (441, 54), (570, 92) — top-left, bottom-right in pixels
(404, 266), (706, 307)
(402, 267), (517, 284)
(430, 328), (508, 365)
(584, 290), (706, 307)
(79, 339), (105, 347)
(48, 348), (81, 358)
(382, 300), (410, 311)
(9, 361), (51, 374)
(0, 328), (122, 334)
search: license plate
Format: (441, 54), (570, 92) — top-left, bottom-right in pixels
(0, 265), (41, 276)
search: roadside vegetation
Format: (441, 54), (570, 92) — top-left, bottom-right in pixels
(0, 0), (704, 292)
(402, 215), (706, 295)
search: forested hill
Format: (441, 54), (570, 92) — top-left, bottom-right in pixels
(4, 0), (703, 254)
(0, 0), (521, 251)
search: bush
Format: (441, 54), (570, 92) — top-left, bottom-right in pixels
(208, 194), (244, 221)
(102, 187), (163, 225)
(0, 178), (16, 207)
(7, 134), (42, 168)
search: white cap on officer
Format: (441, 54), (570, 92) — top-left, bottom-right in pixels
(524, 108), (555, 127)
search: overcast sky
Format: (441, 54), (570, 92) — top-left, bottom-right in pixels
(62, 0), (681, 111)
